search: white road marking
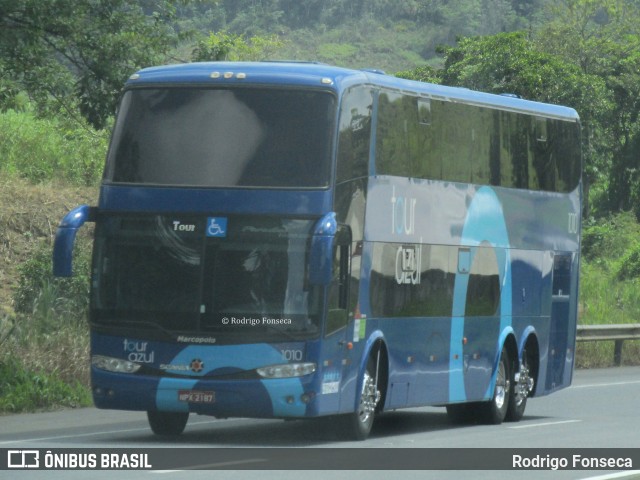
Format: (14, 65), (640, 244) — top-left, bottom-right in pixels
(572, 380), (640, 389)
(0, 419), (222, 445)
(151, 458), (266, 473)
(508, 419), (582, 429)
(579, 472), (640, 480)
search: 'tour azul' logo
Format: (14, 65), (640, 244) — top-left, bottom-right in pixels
(395, 244), (422, 285)
(391, 186), (417, 235)
(123, 339), (154, 363)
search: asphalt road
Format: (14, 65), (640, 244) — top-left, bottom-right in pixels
(1, 366), (640, 480)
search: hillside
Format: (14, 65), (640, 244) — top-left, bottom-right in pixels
(172, 0), (537, 73)
(0, 176), (97, 318)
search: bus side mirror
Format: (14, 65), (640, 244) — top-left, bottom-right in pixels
(53, 205), (96, 277)
(309, 212), (338, 285)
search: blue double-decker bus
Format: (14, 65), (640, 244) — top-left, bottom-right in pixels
(53, 61), (581, 440)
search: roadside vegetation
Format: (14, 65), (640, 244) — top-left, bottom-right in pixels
(0, 107), (102, 413)
(577, 212), (640, 367)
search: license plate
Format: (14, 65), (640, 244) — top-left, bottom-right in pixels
(178, 390), (215, 404)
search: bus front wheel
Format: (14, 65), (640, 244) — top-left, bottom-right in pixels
(147, 411), (189, 436)
(339, 359), (381, 440)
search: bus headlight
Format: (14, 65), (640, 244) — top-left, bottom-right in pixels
(256, 363), (316, 379)
(92, 355), (141, 374)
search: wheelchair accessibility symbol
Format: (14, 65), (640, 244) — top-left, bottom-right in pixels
(206, 217), (227, 237)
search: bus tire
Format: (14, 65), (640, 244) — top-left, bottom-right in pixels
(339, 359), (380, 440)
(478, 347), (511, 424)
(147, 411), (189, 436)
(506, 348), (533, 422)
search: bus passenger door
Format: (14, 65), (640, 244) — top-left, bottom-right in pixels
(546, 253), (573, 391)
(319, 228), (352, 414)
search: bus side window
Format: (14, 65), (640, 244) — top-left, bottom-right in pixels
(552, 253), (572, 298)
(325, 227), (351, 335)
(337, 86), (372, 184)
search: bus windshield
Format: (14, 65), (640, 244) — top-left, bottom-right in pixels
(106, 87), (336, 188)
(91, 215), (322, 342)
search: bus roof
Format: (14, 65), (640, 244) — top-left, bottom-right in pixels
(127, 61), (580, 122)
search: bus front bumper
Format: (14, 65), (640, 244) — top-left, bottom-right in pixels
(91, 368), (317, 419)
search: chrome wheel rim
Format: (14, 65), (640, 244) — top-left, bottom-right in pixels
(494, 357), (510, 410)
(514, 355), (534, 407)
(358, 371), (377, 425)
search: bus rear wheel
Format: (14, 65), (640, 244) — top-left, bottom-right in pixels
(478, 347), (512, 424)
(446, 347), (514, 425)
(147, 411), (189, 436)
(506, 348), (534, 422)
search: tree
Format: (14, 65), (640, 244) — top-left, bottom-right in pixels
(397, 32), (610, 215)
(394, 65), (442, 83)
(535, 0), (640, 215)
(0, 0), (185, 129)
(436, 32), (607, 109)
(191, 31), (285, 62)
(536, 0), (639, 76)
(605, 47), (640, 214)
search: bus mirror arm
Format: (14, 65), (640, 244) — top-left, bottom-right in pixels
(53, 205), (96, 277)
(308, 212), (338, 286)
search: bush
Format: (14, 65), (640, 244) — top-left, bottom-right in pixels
(582, 212), (640, 263)
(581, 221), (613, 261)
(0, 358), (91, 413)
(13, 240), (92, 331)
(616, 242), (640, 281)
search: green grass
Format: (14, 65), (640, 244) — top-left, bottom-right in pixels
(0, 279), (93, 413)
(577, 212), (640, 367)
(0, 233), (94, 413)
(0, 108), (108, 186)
(0, 358), (91, 413)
